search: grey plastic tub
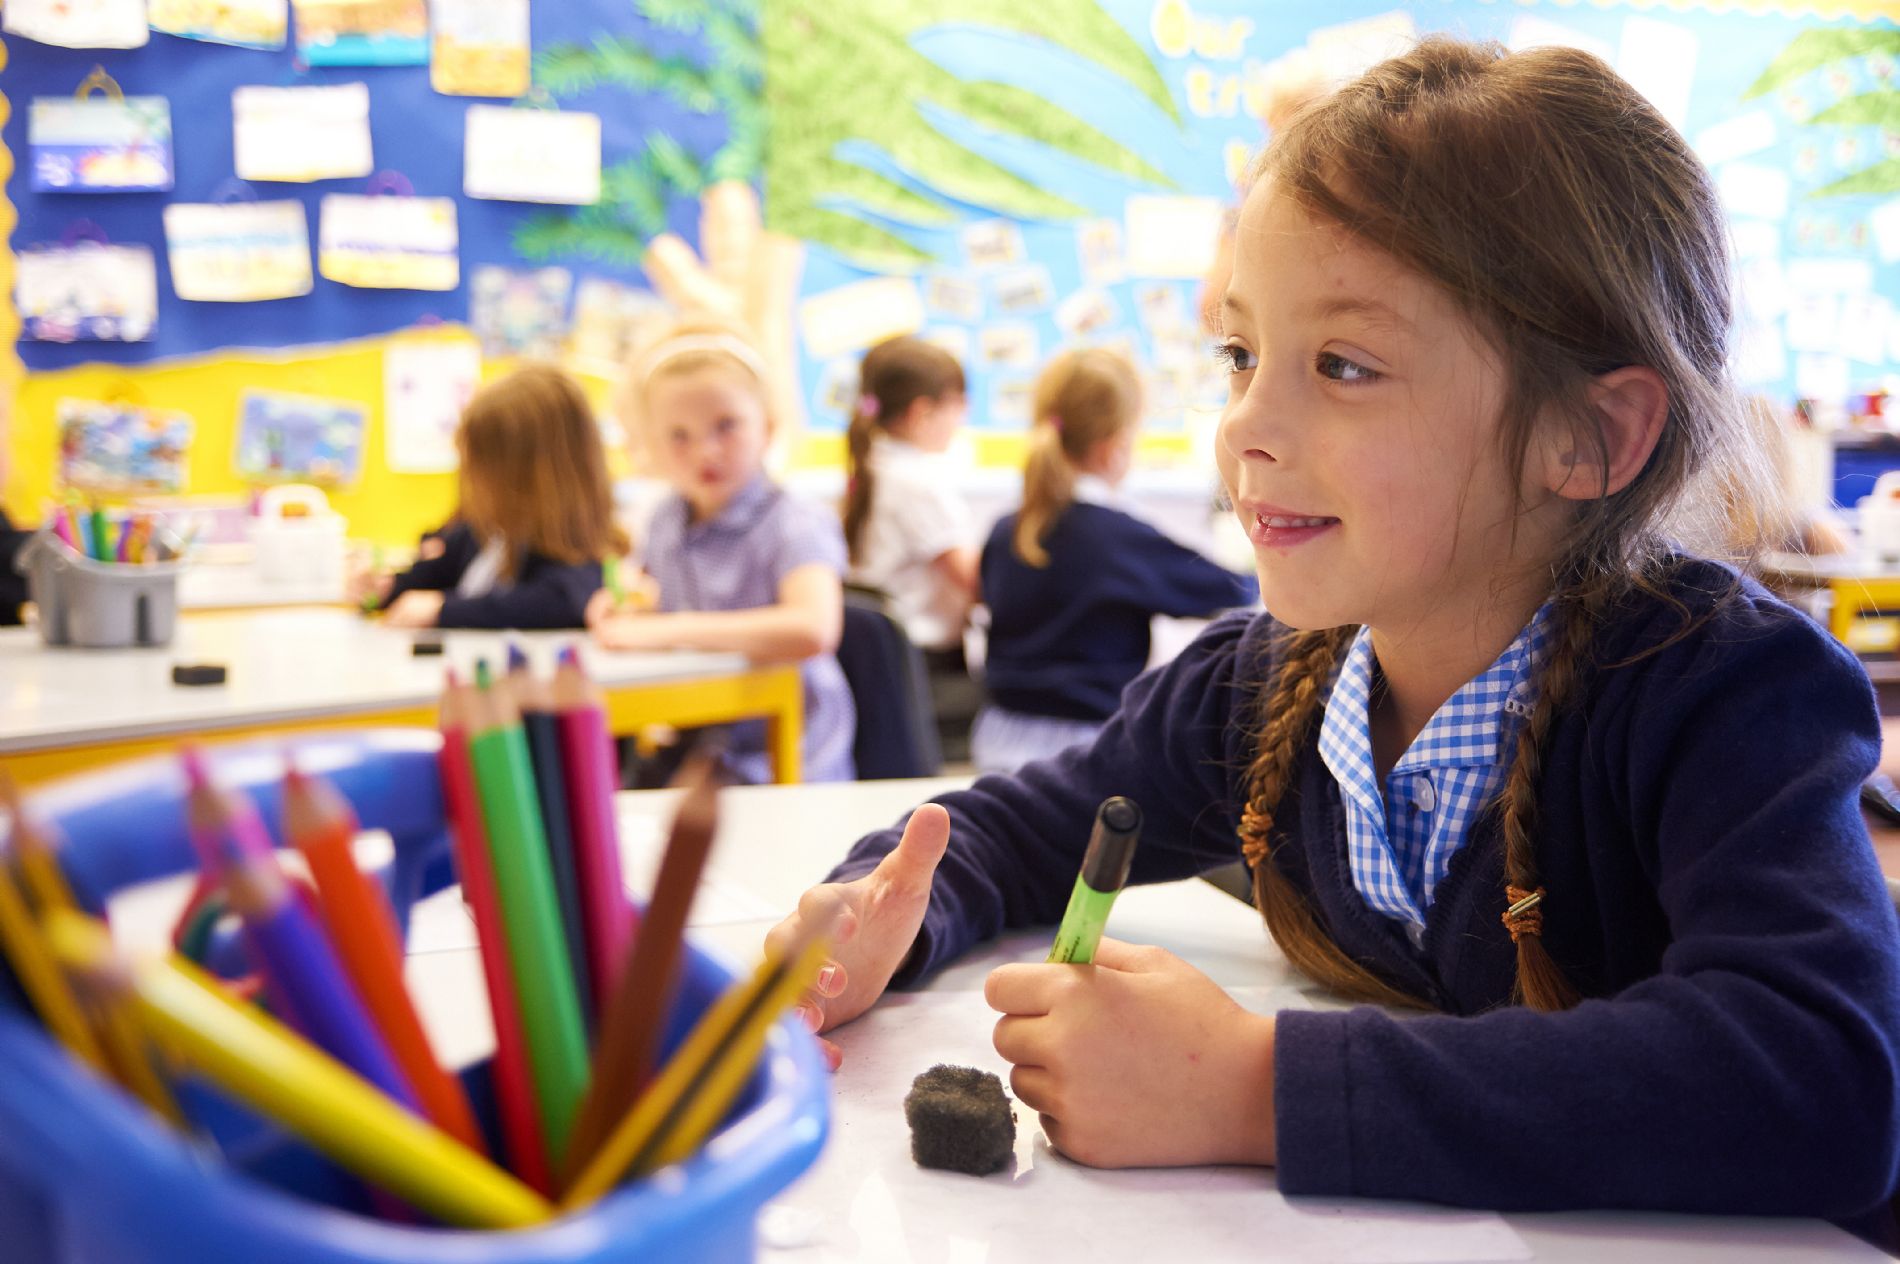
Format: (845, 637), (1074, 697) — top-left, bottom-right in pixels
(16, 530), (183, 649)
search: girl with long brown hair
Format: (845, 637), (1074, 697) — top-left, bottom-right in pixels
(764, 37), (1900, 1232)
(974, 347), (1255, 773)
(369, 364), (620, 629)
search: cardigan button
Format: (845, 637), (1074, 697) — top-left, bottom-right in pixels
(1412, 775), (1436, 813)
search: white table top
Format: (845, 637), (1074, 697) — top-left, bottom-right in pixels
(401, 778), (1877, 1263)
(0, 608), (750, 752)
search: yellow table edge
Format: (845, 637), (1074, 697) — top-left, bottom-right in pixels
(0, 664), (804, 788)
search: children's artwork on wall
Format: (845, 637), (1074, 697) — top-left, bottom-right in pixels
(57, 399), (194, 493)
(29, 81), (174, 193)
(798, 277), (925, 361)
(318, 187), (459, 290)
(383, 338), (481, 473)
(469, 264), (571, 359)
(3, 0), (148, 48)
(163, 200), (314, 302)
(430, 0), (531, 98)
(150, 0), (289, 49)
(291, 0), (429, 66)
(463, 105), (602, 205)
(18, 241), (159, 343)
(567, 277), (671, 377)
(234, 391), (367, 484)
(232, 84), (374, 184)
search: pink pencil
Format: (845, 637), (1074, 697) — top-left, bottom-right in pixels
(549, 646), (634, 1012)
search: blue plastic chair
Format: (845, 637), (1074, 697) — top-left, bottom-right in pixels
(0, 730), (829, 1263)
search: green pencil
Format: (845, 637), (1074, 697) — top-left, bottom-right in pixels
(1047, 798), (1143, 965)
(468, 660), (591, 1166)
(89, 507), (112, 564)
(602, 555), (626, 606)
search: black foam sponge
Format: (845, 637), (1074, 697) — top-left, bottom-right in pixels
(904, 1064), (1015, 1175)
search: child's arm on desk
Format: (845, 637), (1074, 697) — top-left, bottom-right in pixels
(587, 563), (843, 660)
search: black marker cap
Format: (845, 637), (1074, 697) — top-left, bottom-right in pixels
(1080, 796), (1142, 893)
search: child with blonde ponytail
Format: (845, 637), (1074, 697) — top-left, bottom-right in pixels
(974, 348), (1256, 772)
(768, 37), (1900, 1241)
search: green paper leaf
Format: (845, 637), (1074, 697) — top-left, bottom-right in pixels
(1811, 156), (1900, 197)
(1808, 89), (1900, 131)
(1744, 29), (1900, 101)
(770, 203), (936, 269)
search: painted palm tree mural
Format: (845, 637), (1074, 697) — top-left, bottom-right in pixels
(1746, 28), (1900, 197)
(519, 0), (1177, 273)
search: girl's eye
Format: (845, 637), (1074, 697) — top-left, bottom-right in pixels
(1214, 343), (1257, 373)
(1316, 351), (1379, 384)
(714, 415), (737, 436)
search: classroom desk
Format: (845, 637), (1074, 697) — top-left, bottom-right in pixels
(0, 609), (803, 786)
(404, 777), (1883, 1262)
(1762, 549), (1900, 647)
(176, 561), (347, 611)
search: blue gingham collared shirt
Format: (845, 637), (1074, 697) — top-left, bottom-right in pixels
(641, 474), (857, 783)
(1316, 605), (1553, 936)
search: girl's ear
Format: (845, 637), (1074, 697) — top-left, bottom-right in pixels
(1538, 366), (1669, 500)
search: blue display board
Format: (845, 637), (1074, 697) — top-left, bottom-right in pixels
(3, 2), (725, 370)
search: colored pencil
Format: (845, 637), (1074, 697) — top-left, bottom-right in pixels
(0, 842), (106, 1072)
(563, 925), (830, 1207)
(551, 645), (634, 1015)
(180, 750), (418, 1112)
(467, 661), (590, 1169)
(439, 670), (551, 1194)
(2, 774), (180, 1124)
(49, 509), (77, 553)
(563, 761), (719, 1181)
(509, 646), (594, 1035)
(284, 767), (483, 1153)
(89, 507), (111, 565)
(44, 911), (553, 1230)
(113, 516), (133, 563)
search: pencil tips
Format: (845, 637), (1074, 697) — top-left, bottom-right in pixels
(557, 644), (580, 670)
(180, 745), (212, 792)
(506, 643), (530, 674)
(474, 659), (494, 690)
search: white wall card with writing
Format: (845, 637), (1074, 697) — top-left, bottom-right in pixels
(384, 339), (482, 473)
(163, 198), (313, 301)
(463, 104), (601, 205)
(319, 178), (459, 290)
(4, 0), (147, 47)
(29, 71), (173, 193)
(18, 236), (158, 342)
(232, 83), (374, 183)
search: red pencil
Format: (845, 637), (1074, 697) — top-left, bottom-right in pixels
(440, 670), (552, 1196)
(285, 766), (485, 1154)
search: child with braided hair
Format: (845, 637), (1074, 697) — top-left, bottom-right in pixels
(764, 36), (1900, 1233)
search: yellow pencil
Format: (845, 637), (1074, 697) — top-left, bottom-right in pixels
(563, 931), (830, 1208)
(0, 858), (106, 1071)
(44, 911), (555, 1231)
(2, 774), (181, 1124)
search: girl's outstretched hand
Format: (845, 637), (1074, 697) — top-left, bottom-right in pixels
(986, 938), (1278, 1169)
(763, 804), (951, 1069)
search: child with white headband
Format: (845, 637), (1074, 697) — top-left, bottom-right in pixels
(587, 313), (857, 782)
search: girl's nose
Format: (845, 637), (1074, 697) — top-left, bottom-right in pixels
(1218, 379), (1282, 465)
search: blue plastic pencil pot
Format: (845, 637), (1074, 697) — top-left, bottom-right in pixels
(0, 730), (830, 1264)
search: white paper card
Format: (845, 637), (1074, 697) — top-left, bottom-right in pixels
(1694, 111), (1776, 168)
(163, 201), (313, 301)
(1125, 195), (1225, 279)
(17, 243), (158, 342)
(464, 105), (602, 205)
(233, 83), (374, 183)
(384, 340), (482, 473)
(1716, 163), (1790, 221)
(1616, 17), (1697, 131)
(318, 193), (459, 290)
(1506, 16), (1613, 63)
(799, 277), (925, 360)
(4, 0), (147, 47)
(1871, 200), (1900, 265)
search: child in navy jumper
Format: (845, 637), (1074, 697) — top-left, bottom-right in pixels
(361, 365), (616, 630)
(766, 38), (1900, 1238)
(974, 347), (1255, 772)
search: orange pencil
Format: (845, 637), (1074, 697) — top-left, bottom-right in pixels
(440, 670), (553, 1195)
(284, 766), (484, 1153)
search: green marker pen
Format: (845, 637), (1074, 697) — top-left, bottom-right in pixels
(1047, 797), (1142, 964)
(603, 553), (626, 605)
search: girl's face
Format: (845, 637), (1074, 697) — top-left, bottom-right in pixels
(1214, 184), (1571, 641)
(644, 367), (771, 519)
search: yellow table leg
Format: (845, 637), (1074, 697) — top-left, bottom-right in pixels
(1829, 577), (1900, 649)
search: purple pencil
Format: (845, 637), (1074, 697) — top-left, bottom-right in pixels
(180, 749), (421, 1113)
